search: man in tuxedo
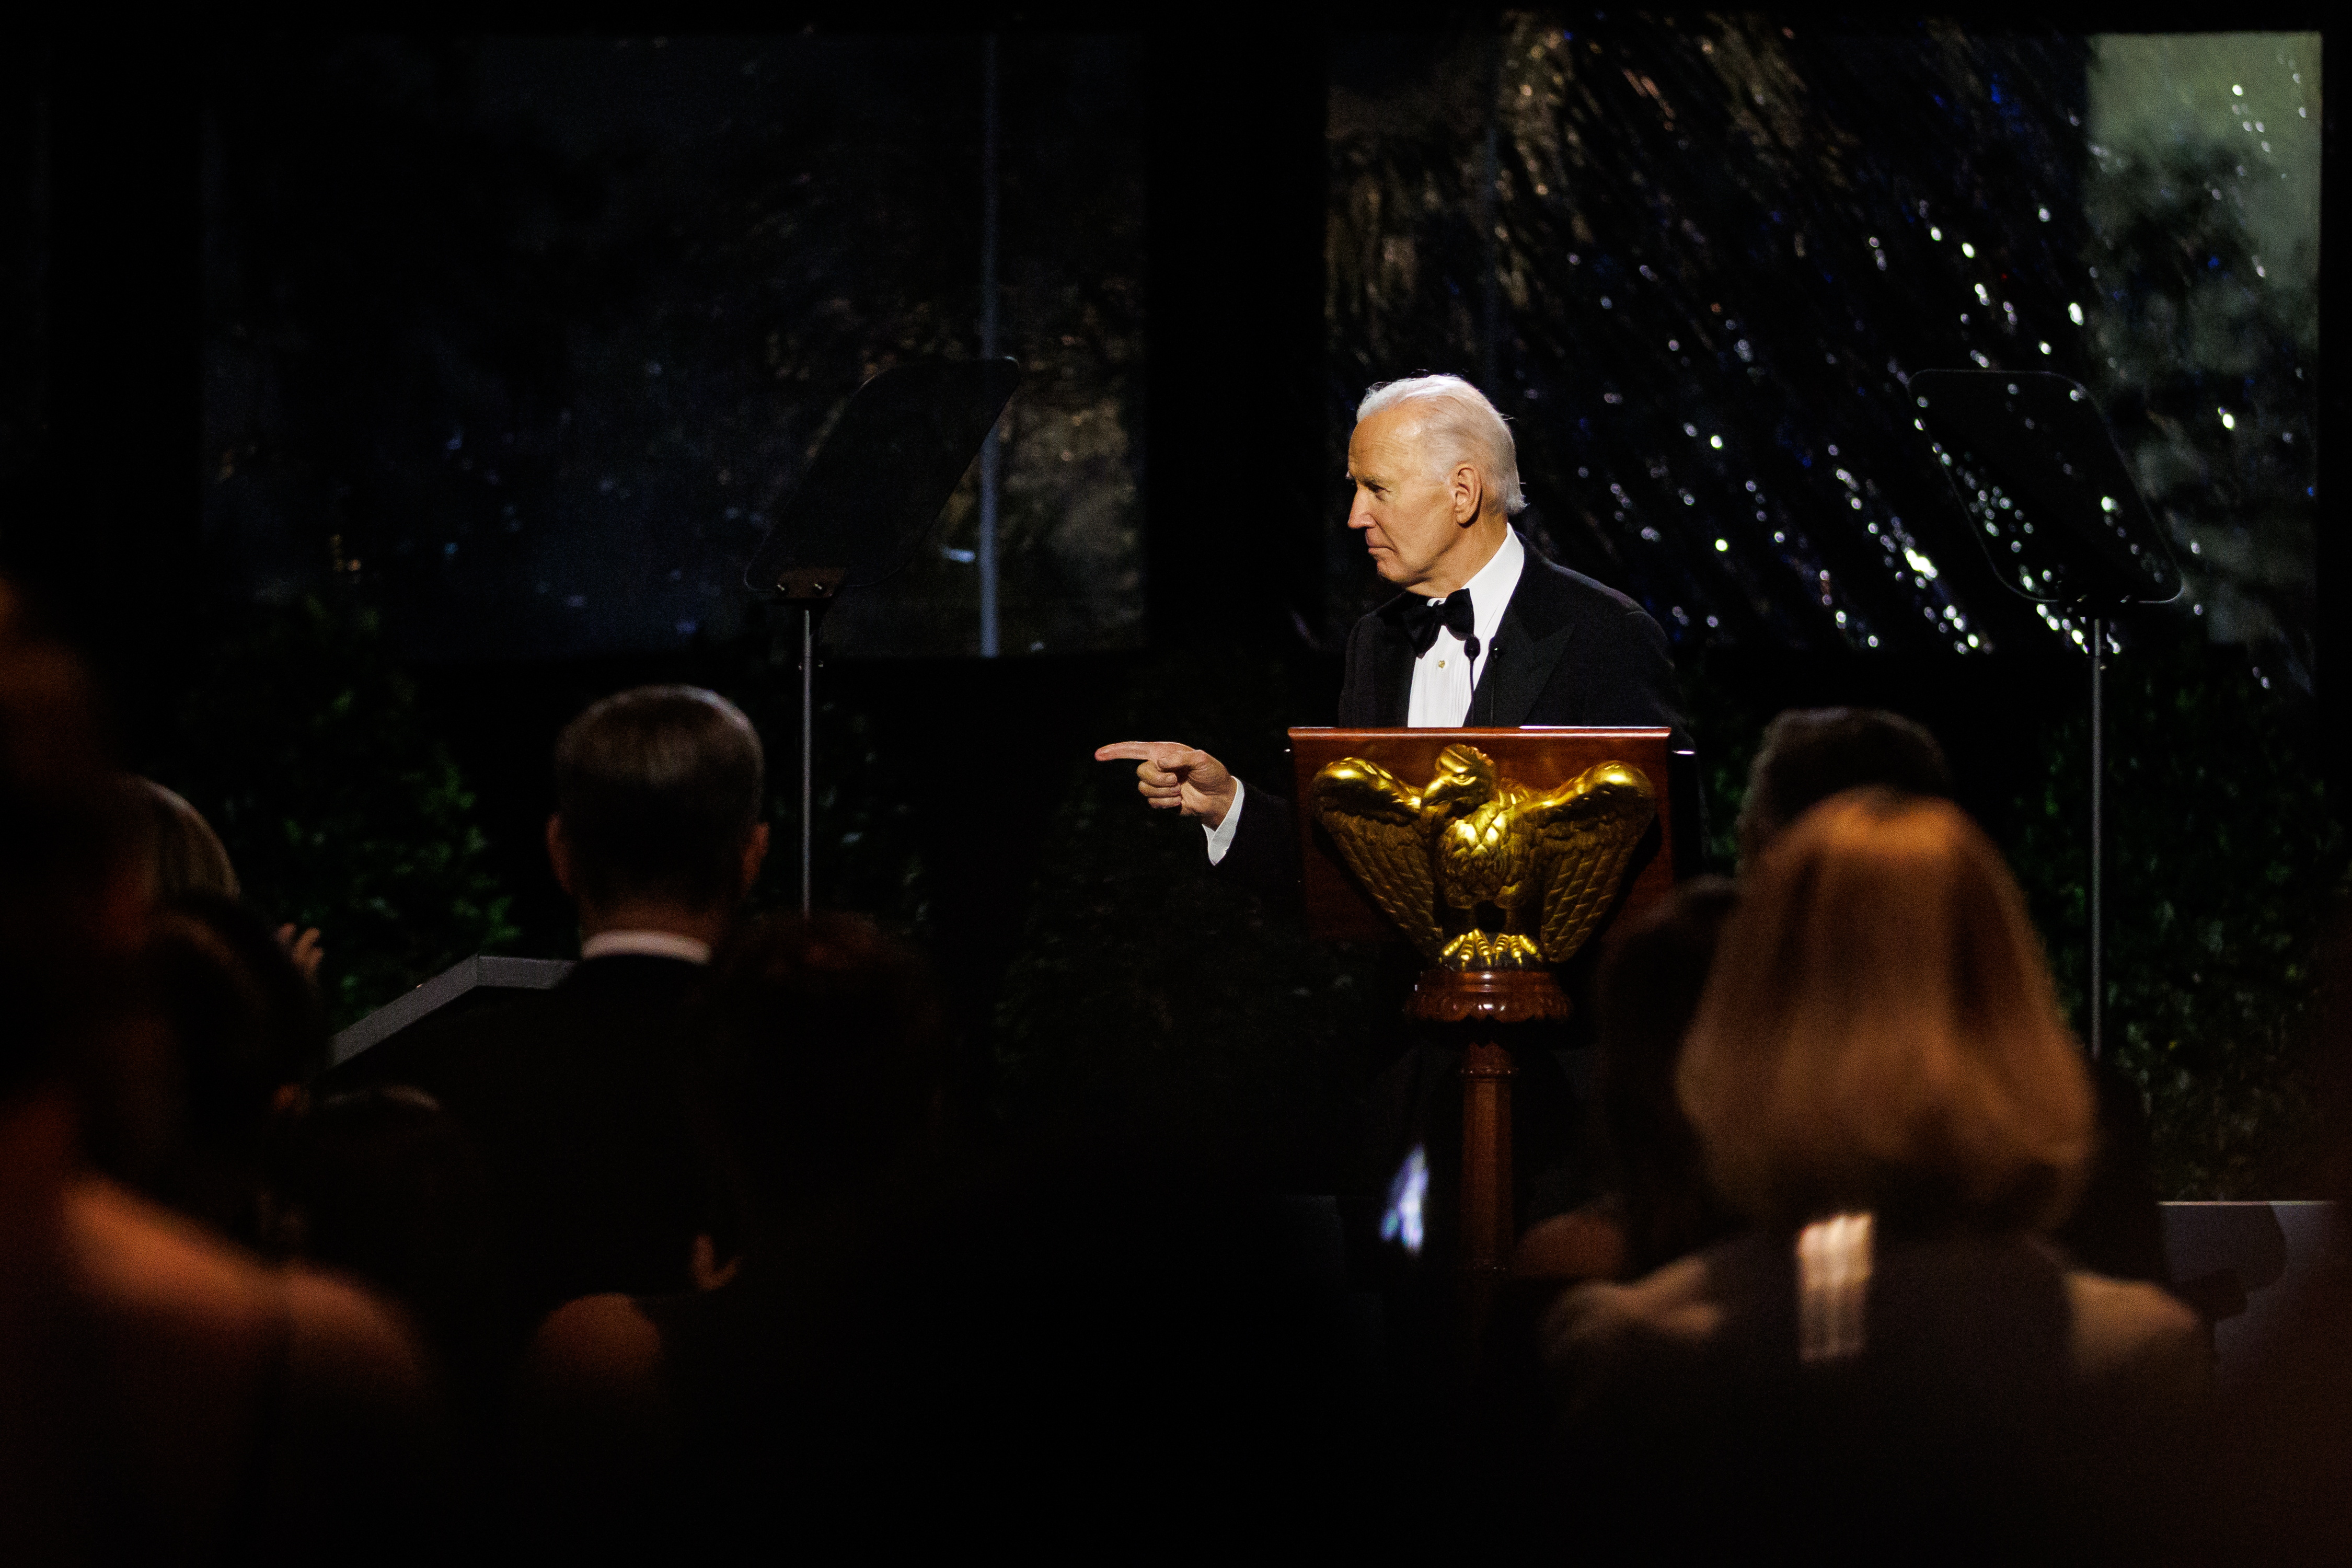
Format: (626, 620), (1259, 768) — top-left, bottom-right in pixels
(330, 685), (768, 1337)
(1099, 373), (1681, 893)
(1097, 375), (1684, 1309)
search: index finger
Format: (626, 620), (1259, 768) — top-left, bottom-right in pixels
(1094, 741), (1180, 764)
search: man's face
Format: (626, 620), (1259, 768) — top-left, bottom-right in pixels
(1346, 405), (1480, 594)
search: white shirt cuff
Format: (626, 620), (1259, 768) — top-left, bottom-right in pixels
(1202, 777), (1246, 866)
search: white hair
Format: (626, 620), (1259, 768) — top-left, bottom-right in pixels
(1355, 374), (1527, 516)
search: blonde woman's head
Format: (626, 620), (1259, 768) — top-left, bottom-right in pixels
(1678, 790), (2093, 1234)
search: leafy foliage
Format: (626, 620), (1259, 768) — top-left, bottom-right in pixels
(143, 597), (516, 1028)
(2087, 140), (2318, 684)
(2007, 645), (2346, 1197)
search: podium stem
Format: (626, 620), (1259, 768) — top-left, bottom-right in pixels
(1459, 1033), (1516, 1292)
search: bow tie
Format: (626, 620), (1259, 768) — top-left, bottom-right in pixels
(1399, 588), (1480, 661)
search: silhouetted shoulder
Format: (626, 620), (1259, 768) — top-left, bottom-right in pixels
(1544, 1236), (2208, 1405)
(1507, 550), (1677, 696)
(67, 1178), (431, 1410)
(510, 1291), (679, 1543)
(68, 1176), (282, 1327)
(525, 1292), (666, 1401)
(1541, 1246), (1723, 1367)
(281, 1265), (435, 1412)
(2063, 1269), (2205, 1394)
(1523, 551), (1651, 619)
(55, 1179), (436, 1560)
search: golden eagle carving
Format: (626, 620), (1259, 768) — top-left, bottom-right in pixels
(1311, 746), (1656, 971)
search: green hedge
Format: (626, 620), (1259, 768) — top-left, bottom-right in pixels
(144, 597), (516, 1030)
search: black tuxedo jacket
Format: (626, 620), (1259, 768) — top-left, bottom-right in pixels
(327, 953), (707, 1332)
(1219, 546), (1684, 895)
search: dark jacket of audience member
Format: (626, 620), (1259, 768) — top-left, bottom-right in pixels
(1513, 877), (1745, 1283)
(1543, 792), (2204, 1561)
(1479, 879), (1748, 1553)
(0, 582), (435, 1564)
(288, 1086), (504, 1394)
(511, 914), (948, 1553)
(1595, 875), (1746, 1277)
(329, 685), (767, 1348)
(514, 914), (1381, 1558)
(340, 956), (706, 1330)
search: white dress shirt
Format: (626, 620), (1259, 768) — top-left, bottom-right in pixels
(580, 929), (713, 964)
(1205, 528), (1526, 865)
(1404, 526), (1523, 728)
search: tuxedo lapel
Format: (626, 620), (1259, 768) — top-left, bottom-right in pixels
(1471, 558), (1578, 726)
(1369, 612), (1415, 727)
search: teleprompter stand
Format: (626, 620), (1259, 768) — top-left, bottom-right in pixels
(1292, 725), (1682, 1338)
(743, 358), (1020, 910)
(1911, 371), (2180, 1059)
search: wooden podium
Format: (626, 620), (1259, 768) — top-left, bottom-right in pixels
(1290, 727), (1682, 1325)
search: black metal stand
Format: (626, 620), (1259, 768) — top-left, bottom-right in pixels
(740, 358), (1024, 916)
(1909, 372), (2178, 1068)
(776, 575), (841, 914)
(799, 603), (816, 915)
(2088, 614), (2105, 1060)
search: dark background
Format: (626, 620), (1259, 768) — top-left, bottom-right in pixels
(1, 10), (2342, 1196)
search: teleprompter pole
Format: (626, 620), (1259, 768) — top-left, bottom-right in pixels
(772, 569), (843, 911)
(2089, 613), (2104, 1060)
(977, 35), (1002, 658)
(799, 604), (816, 914)
(742, 359), (1021, 909)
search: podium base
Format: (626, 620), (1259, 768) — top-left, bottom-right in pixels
(1406, 966), (1572, 1024)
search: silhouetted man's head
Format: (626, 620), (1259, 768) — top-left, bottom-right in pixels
(550, 686), (766, 921)
(1735, 707), (1953, 871)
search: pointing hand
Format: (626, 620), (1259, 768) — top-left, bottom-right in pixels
(1093, 741), (1238, 829)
